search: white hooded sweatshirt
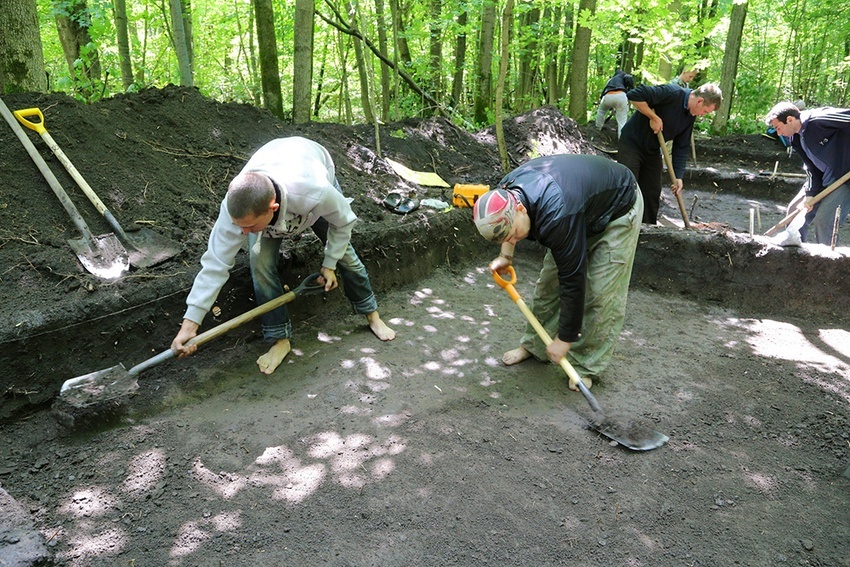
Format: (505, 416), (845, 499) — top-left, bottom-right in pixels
(183, 137), (358, 325)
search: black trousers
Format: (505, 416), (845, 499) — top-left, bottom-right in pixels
(616, 143), (663, 224)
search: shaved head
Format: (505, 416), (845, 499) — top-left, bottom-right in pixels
(227, 172), (276, 219)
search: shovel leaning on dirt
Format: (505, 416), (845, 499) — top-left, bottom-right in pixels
(58, 273), (326, 408)
(14, 108), (182, 269)
(493, 267), (669, 451)
(0, 95), (129, 279)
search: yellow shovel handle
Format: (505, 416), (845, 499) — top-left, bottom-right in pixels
(492, 267), (584, 389)
(14, 107), (111, 217)
(13, 108), (47, 134)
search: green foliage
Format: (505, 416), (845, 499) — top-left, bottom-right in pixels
(29, 0), (850, 132)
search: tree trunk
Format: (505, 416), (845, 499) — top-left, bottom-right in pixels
(253, 0), (284, 119)
(711, 0), (748, 135)
(390, 0), (412, 66)
(517, 5), (540, 110)
(450, 10), (468, 109)
(657, 0), (680, 80)
(544, 5), (561, 105)
(54, 0), (102, 90)
(336, 30), (353, 124)
(293, 0), (314, 124)
(374, 0), (391, 120)
(0, 0), (48, 93)
(428, 0), (443, 106)
(313, 44), (327, 117)
(235, 1), (261, 105)
(348, 0), (374, 123)
(474, 0), (496, 125)
(168, 0), (193, 86)
(181, 0), (194, 73)
(557, 4), (573, 99)
(495, 0), (514, 173)
(567, 0), (596, 123)
(113, 0), (134, 90)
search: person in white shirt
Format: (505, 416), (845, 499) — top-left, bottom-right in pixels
(171, 137), (395, 374)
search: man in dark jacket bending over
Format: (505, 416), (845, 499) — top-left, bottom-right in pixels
(765, 102), (850, 244)
(617, 82), (722, 224)
(473, 154), (643, 390)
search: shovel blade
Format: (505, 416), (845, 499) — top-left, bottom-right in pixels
(59, 363), (140, 408)
(69, 233), (129, 279)
(122, 227), (182, 269)
(590, 413), (669, 451)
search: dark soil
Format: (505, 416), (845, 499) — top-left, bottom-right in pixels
(1, 88), (848, 567)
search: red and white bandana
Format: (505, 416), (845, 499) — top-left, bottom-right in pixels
(473, 189), (516, 242)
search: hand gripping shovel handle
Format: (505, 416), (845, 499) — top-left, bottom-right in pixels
(764, 169), (850, 236)
(134, 273), (328, 374)
(492, 267), (602, 413)
(60, 273), (327, 396)
(657, 131), (692, 229)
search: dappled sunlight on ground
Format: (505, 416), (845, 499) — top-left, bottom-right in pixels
(122, 448), (166, 496)
(725, 317), (850, 403)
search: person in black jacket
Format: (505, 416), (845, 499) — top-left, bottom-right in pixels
(617, 83), (722, 224)
(765, 102), (850, 244)
(595, 69), (636, 138)
(472, 154), (643, 390)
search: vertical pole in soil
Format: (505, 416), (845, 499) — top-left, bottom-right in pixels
(831, 206), (841, 250)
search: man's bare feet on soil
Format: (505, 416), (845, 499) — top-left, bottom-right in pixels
(502, 346), (532, 365)
(568, 376), (593, 392)
(367, 311), (396, 341)
(257, 338), (291, 374)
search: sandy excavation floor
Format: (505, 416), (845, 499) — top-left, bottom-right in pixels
(2, 248), (849, 567)
(0, 88), (849, 566)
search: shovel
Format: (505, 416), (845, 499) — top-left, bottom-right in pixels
(14, 107), (182, 268)
(493, 267), (669, 451)
(764, 169), (850, 236)
(657, 130), (692, 229)
(0, 96), (129, 279)
(59, 273), (326, 408)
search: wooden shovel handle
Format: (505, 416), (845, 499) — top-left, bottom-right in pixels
(188, 273), (326, 348)
(764, 169), (850, 236)
(657, 131), (692, 229)
(492, 267), (597, 407)
(14, 107), (112, 218)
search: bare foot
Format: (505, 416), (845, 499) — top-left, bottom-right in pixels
(502, 347), (532, 366)
(367, 311), (395, 341)
(257, 338), (291, 374)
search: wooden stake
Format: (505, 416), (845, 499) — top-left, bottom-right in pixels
(831, 206), (841, 250)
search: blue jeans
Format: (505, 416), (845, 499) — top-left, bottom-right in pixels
(248, 179), (378, 342)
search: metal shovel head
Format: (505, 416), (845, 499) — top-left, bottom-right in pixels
(69, 233), (130, 280)
(122, 227), (182, 269)
(589, 411), (669, 451)
(59, 363), (140, 408)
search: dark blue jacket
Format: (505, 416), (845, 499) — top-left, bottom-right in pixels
(620, 84), (694, 178)
(791, 107), (850, 195)
(497, 154), (637, 342)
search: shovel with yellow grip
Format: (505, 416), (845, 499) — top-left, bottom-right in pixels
(492, 266), (668, 451)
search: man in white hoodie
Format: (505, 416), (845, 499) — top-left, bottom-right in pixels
(171, 137), (395, 374)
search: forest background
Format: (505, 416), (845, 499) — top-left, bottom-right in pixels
(1, 0), (849, 138)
